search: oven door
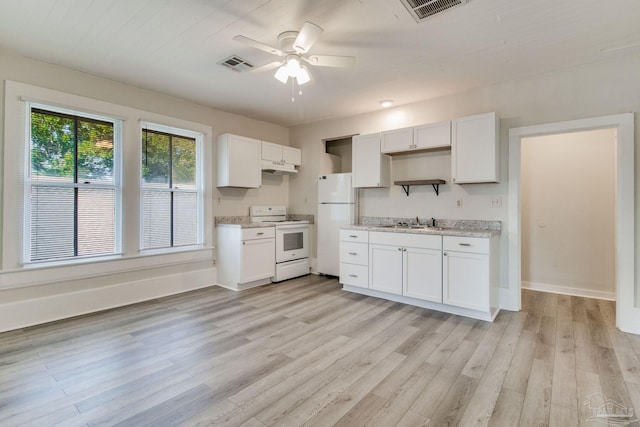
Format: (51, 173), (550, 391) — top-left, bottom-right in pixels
(275, 225), (309, 263)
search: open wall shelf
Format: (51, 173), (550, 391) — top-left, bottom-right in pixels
(394, 179), (446, 196)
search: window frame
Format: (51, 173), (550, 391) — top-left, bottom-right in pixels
(139, 121), (204, 253)
(23, 102), (123, 266)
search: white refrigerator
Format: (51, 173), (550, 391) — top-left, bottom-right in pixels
(317, 173), (357, 276)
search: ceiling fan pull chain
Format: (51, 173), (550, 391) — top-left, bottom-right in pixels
(291, 78), (295, 102)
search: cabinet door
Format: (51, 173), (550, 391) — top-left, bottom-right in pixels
(381, 127), (413, 153)
(261, 141), (283, 162)
(442, 250), (489, 311)
(352, 133), (390, 188)
(217, 134), (261, 188)
(452, 112), (499, 184)
(282, 146), (301, 166)
(241, 238), (275, 283)
(414, 121), (451, 150)
(403, 247), (442, 303)
(369, 244), (403, 295)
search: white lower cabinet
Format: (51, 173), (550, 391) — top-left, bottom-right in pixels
(403, 247), (442, 303)
(442, 235), (496, 313)
(339, 231), (369, 288)
(369, 232), (442, 299)
(216, 225), (275, 291)
(369, 243), (403, 295)
(340, 228), (499, 321)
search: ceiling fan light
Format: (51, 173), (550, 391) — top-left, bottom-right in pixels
(379, 99), (394, 108)
(296, 66), (311, 85)
(286, 56), (301, 76)
(274, 65), (289, 83)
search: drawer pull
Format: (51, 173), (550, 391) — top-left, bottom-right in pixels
(349, 235), (358, 238)
(348, 252), (358, 256)
(349, 274), (358, 278)
(256, 232), (265, 235)
(459, 243), (471, 246)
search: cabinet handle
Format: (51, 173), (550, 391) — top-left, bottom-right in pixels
(349, 252), (358, 255)
(403, 248), (407, 252)
(444, 252), (447, 256)
(257, 232), (265, 235)
(459, 243), (471, 246)
(349, 235), (358, 238)
(349, 274), (358, 278)
(397, 248), (402, 251)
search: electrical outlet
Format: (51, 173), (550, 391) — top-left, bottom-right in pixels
(490, 196), (502, 208)
(456, 199), (463, 208)
(217, 197), (222, 204)
(304, 197), (308, 204)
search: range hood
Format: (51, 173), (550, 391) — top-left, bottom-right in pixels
(261, 160), (298, 174)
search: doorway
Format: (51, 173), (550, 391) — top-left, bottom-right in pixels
(508, 113), (638, 334)
(520, 129), (616, 300)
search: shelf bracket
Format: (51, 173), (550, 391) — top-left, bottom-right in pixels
(394, 179), (445, 197)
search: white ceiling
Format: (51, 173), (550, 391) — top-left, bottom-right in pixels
(0, 0), (639, 127)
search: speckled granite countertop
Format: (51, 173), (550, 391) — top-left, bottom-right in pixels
(344, 217), (501, 238)
(215, 214), (315, 229)
(342, 224), (499, 238)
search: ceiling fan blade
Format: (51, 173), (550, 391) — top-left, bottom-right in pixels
(304, 55), (355, 68)
(293, 21), (323, 54)
(248, 61), (283, 73)
(233, 35), (284, 56)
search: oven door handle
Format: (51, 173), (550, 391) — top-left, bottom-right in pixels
(274, 224), (309, 230)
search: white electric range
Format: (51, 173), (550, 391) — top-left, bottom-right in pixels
(250, 206), (310, 282)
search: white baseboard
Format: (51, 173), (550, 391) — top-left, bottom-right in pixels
(522, 281), (615, 301)
(0, 267), (216, 333)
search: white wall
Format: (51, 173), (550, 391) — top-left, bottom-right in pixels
(521, 129), (616, 299)
(0, 48), (290, 331)
(289, 54), (640, 308)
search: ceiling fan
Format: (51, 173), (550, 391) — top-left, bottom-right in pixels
(233, 22), (355, 87)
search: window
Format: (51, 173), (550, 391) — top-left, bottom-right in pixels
(141, 124), (202, 250)
(26, 106), (121, 262)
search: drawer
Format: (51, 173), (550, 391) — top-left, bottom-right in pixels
(242, 227), (275, 240)
(370, 231), (441, 249)
(443, 236), (489, 254)
(340, 229), (369, 243)
(340, 242), (368, 265)
(340, 263), (368, 288)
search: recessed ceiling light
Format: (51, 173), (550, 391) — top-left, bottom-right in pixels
(379, 100), (394, 108)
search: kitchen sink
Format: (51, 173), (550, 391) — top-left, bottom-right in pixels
(378, 224), (443, 231)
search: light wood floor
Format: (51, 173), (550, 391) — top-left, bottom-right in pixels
(1, 275), (639, 426)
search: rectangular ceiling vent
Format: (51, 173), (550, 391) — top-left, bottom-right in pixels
(400, 0), (469, 22)
(218, 55), (254, 72)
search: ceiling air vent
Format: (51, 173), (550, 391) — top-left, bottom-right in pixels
(218, 55), (254, 72)
(400, 0), (469, 22)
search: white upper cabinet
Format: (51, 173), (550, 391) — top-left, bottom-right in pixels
(414, 121), (451, 150)
(352, 133), (391, 188)
(261, 141), (301, 168)
(451, 112), (499, 184)
(381, 127), (413, 153)
(216, 133), (261, 188)
(382, 121), (451, 154)
(282, 146), (301, 165)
